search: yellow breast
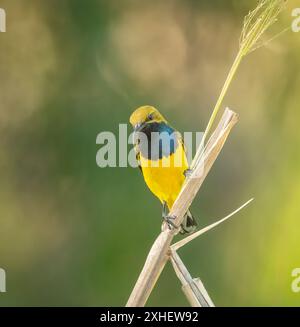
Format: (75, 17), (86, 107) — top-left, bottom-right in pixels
(140, 144), (188, 210)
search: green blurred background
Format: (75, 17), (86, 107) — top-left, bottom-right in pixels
(0, 0), (299, 306)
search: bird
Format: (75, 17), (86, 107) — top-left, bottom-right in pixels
(129, 105), (197, 234)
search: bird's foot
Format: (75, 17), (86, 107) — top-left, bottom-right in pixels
(163, 215), (179, 231)
(184, 169), (193, 178)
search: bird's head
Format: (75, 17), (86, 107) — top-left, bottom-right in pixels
(129, 106), (166, 131)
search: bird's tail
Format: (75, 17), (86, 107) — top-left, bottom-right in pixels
(180, 210), (197, 234)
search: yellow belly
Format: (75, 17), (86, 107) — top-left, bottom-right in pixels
(140, 145), (188, 210)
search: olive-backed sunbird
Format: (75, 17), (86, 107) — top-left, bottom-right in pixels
(129, 105), (197, 234)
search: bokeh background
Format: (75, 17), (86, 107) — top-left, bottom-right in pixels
(0, 0), (299, 306)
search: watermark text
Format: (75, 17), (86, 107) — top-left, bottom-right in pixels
(292, 8), (300, 32)
(0, 268), (6, 292)
(96, 124), (204, 173)
(291, 268), (300, 293)
(0, 8), (6, 32)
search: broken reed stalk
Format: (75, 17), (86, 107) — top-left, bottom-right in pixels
(126, 109), (238, 307)
(169, 198), (253, 306)
(170, 250), (215, 307)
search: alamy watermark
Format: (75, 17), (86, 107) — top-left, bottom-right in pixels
(96, 124), (204, 174)
(0, 8), (6, 32)
(292, 8), (300, 32)
(0, 268), (6, 293)
(291, 268), (300, 293)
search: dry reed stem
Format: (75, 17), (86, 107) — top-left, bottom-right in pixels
(170, 250), (215, 307)
(169, 198), (253, 305)
(126, 108), (238, 307)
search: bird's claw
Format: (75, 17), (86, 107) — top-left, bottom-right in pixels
(184, 169), (193, 178)
(163, 215), (179, 230)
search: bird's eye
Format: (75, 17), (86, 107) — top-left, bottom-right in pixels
(147, 113), (154, 121)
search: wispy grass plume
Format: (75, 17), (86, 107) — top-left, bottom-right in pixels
(240, 0), (287, 53)
(191, 0), (287, 169)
